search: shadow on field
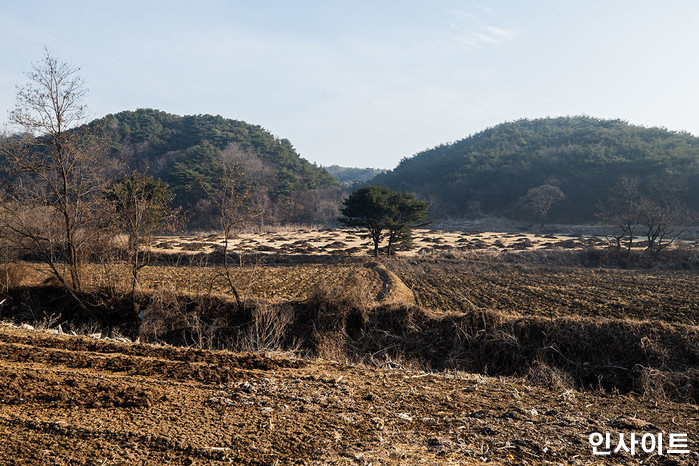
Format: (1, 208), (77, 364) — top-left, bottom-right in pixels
(1, 280), (697, 404)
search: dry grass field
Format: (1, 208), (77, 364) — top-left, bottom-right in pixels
(1, 227), (698, 464)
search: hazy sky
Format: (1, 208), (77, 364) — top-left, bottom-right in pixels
(2, 1), (699, 168)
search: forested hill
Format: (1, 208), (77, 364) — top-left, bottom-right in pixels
(90, 109), (339, 224)
(324, 165), (387, 185)
(371, 117), (699, 222)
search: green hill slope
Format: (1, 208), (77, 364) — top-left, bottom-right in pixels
(372, 116), (699, 222)
(91, 109), (338, 224)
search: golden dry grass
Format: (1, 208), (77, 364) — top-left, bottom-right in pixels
(15, 262), (386, 304)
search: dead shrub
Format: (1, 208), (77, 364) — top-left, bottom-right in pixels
(0, 263), (34, 291)
(456, 308), (510, 334)
(444, 308), (513, 368)
(136, 290), (234, 348)
(305, 277), (372, 340)
(636, 367), (699, 403)
(365, 304), (427, 337)
(315, 330), (350, 363)
(137, 289), (183, 343)
(525, 359), (574, 391)
(240, 303), (293, 352)
(135, 288), (294, 353)
(355, 307), (439, 371)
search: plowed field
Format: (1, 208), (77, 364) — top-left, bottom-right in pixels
(2, 228), (698, 464)
(1, 325), (697, 465)
(390, 261), (699, 324)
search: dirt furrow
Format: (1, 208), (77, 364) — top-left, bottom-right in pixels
(0, 326), (697, 464)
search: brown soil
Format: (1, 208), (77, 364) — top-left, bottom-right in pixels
(390, 261), (699, 324)
(1, 325), (697, 465)
(2, 229), (698, 464)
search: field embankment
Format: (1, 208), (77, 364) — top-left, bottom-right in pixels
(1, 258), (697, 404)
(1, 226), (699, 463)
(0, 324), (697, 464)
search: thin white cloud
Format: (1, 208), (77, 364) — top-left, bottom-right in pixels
(486, 26), (517, 40)
(448, 25), (519, 51)
(450, 8), (483, 23)
(4, 1), (699, 169)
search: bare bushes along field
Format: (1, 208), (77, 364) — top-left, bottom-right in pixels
(0, 227), (698, 463)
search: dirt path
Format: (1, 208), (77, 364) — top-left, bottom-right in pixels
(0, 325), (697, 464)
(371, 263), (416, 306)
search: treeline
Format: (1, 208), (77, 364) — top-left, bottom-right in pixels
(90, 109), (340, 226)
(372, 117), (699, 223)
(1, 109), (343, 228)
(324, 165), (387, 185)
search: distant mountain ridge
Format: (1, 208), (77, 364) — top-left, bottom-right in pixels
(324, 165), (387, 185)
(371, 116), (699, 222)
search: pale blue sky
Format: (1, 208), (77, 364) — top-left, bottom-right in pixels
(2, 1), (699, 168)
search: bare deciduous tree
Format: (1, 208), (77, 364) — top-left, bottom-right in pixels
(205, 145), (266, 308)
(0, 49), (111, 302)
(517, 183), (566, 226)
(105, 171), (181, 299)
(596, 175), (643, 265)
(639, 177), (696, 260)
(597, 175), (696, 265)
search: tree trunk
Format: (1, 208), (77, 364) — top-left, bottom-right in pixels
(222, 230), (243, 309)
(65, 230), (82, 291)
(387, 232), (395, 257)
